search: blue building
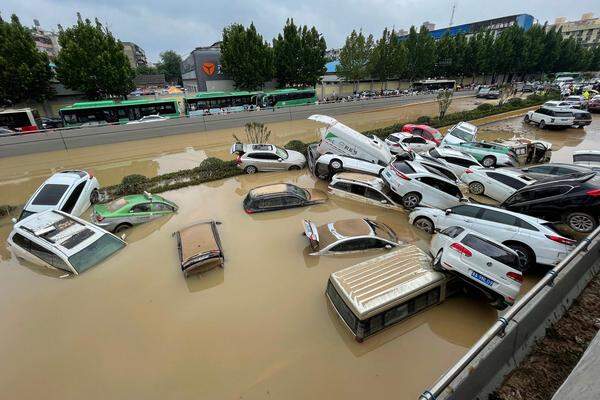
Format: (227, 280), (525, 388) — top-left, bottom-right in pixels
(400, 14), (535, 40)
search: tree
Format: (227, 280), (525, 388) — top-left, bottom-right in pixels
(221, 23), (273, 90)
(435, 33), (454, 77)
(136, 64), (158, 75)
(437, 90), (453, 120)
(298, 25), (327, 87)
(55, 16), (134, 99)
(369, 28), (396, 88)
(0, 14), (53, 106)
(273, 19), (302, 87)
(337, 30), (374, 91)
(233, 122), (271, 143)
(156, 50), (182, 84)
(405, 25), (435, 81)
(389, 32), (408, 82)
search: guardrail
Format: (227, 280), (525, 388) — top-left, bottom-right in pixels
(419, 226), (600, 400)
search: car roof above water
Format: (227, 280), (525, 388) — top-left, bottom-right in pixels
(329, 245), (442, 319)
(249, 183), (297, 197)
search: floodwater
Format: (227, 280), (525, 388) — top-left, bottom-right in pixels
(0, 171), (498, 400)
(0, 95), (491, 206)
(0, 103), (597, 399)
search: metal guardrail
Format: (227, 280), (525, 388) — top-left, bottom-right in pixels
(419, 226), (600, 400)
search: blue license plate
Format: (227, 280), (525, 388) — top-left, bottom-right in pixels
(471, 271), (494, 286)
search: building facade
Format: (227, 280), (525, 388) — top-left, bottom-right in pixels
(122, 42), (147, 68)
(400, 14), (535, 40)
(31, 19), (60, 59)
(551, 13), (600, 48)
(180, 42), (234, 93)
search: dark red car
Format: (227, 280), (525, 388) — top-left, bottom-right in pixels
(588, 96), (600, 113)
(401, 124), (443, 145)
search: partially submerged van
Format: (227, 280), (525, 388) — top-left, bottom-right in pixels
(308, 114), (393, 166)
(325, 245), (457, 342)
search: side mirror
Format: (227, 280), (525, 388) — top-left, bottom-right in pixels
(278, 158), (283, 162)
(11, 218), (17, 224)
(445, 209), (452, 215)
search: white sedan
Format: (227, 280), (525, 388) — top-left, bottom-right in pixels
(460, 167), (536, 203)
(17, 170), (100, 221)
(385, 132), (436, 154)
(126, 114), (168, 124)
(409, 203), (576, 269)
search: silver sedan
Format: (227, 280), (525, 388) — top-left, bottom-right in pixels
(231, 143), (306, 174)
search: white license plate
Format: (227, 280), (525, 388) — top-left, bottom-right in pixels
(471, 270), (494, 286)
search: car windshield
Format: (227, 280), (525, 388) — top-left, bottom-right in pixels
(31, 184), (69, 206)
(554, 111), (573, 117)
(107, 198), (128, 212)
(451, 127), (474, 141)
(68, 234), (125, 273)
(288, 185), (309, 200)
(275, 147), (288, 159)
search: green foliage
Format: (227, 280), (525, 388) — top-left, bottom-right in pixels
(437, 90), (453, 120)
(156, 50), (182, 84)
(0, 14), (54, 105)
(273, 19), (327, 87)
(416, 115), (431, 124)
(476, 103), (495, 111)
(136, 64), (158, 75)
(221, 23), (273, 90)
(337, 30), (374, 90)
(405, 25), (436, 80)
(369, 28), (397, 85)
(119, 174), (148, 195)
(55, 16), (135, 99)
(0, 204), (18, 218)
(284, 139), (308, 156)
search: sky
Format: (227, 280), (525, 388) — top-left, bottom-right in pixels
(2, 0), (599, 63)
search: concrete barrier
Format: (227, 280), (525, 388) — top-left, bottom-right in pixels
(430, 232), (600, 399)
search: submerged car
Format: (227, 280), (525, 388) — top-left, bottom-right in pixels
(302, 218), (399, 255)
(328, 172), (403, 210)
(573, 150), (600, 171)
(443, 141), (517, 168)
(492, 137), (552, 165)
(18, 170), (100, 221)
(430, 226), (523, 310)
(401, 124), (443, 145)
(571, 110), (592, 128)
(461, 166), (536, 203)
(307, 144), (385, 180)
(175, 220), (224, 277)
(8, 209), (126, 275)
(92, 192), (178, 233)
(524, 107), (575, 129)
(231, 142), (306, 174)
(243, 183), (327, 213)
(588, 95), (600, 113)
(521, 163), (594, 179)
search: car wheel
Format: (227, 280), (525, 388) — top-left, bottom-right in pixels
(566, 212), (597, 233)
(505, 242), (535, 271)
(288, 165), (301, 171)
(402, 192), (421, 209)
(481, 156), (496, 168)
(329, 159), (343, 171)
(539, 120), (546, 129)
(90, 189), (100, 204)
(432, 250), (443, 271)
(413, 216), (434, 234)
(114, 223), (132, 234)
(468, 181), (485, 195)
(524, 114), (530, 123)
(244, 165), (258, 174)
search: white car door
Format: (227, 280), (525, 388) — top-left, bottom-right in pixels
(439, 204), (482, 231)
(407, 137), (432, 153)
(484, 172), (524, 203)
(416, 176), (462, 209)
(474, 208), (519, 241)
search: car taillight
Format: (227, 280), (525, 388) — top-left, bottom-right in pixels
(506, 271), (523, 283)
(245, 208), (254, 214)
(586, 189), (600, 197)
(545, 235), (577, 246)
(236, 156), (242, 165)
(464, 169), (474, 174)
(87, 170), (94, 178)
(450, 242), (472, 257)
(95, 214), (104, 222)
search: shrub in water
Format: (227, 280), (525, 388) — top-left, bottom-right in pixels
(120, 174), (148, 194)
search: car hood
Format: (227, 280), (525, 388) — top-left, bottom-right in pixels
(286, 150), (307, 163)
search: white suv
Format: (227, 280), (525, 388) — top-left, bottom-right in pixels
(328, 172), (403, 210)
(524, 107), (575, 129)
(430, 226), (523, 310)
(381, 160), (467, 209)
(18, 170), (100, 221)
(8, 209), (126, 275)
(409, 203), (576, 270)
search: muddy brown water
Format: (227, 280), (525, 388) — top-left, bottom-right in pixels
(0, 105), (597, 399)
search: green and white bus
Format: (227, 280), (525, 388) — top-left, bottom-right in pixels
(59, 98), (181, 127)
(258, 88), (317, 108)
(183, 91), (260, 116)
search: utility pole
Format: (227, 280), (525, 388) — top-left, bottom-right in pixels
(449, 2), (457, 27)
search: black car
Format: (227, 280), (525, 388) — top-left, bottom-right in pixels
(243, 183), (327, 214)
(572, 110), (592, 128)
(41, 117), (63, 129)
(501, 173), (600, 233)
(521, 163), (594, 180)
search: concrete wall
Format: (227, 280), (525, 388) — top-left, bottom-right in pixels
(436, 232), (600, 399)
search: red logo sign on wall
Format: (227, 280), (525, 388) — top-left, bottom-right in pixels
(203, 62), (216, 76)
